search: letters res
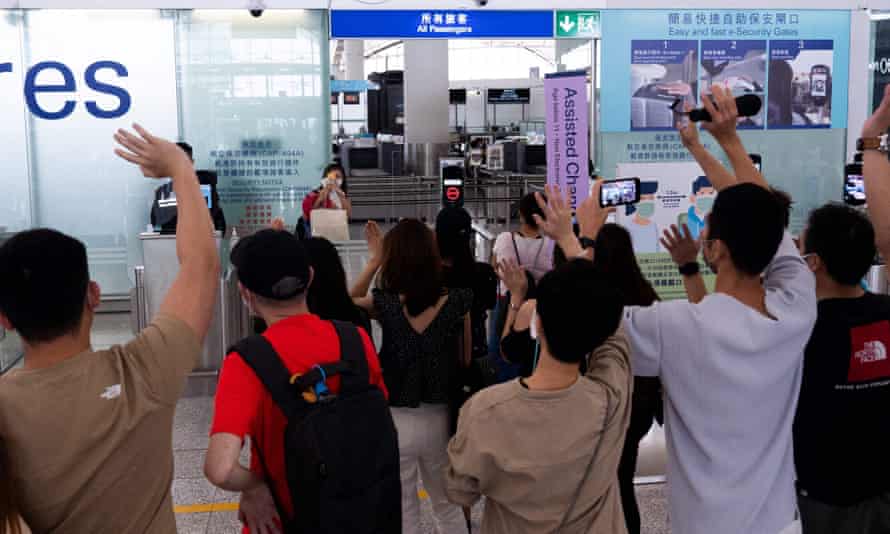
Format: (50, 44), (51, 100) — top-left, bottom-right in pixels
(0, 60), (131, 120)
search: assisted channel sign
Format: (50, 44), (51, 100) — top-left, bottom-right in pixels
(545, 70), (590, 211)
(556, 11), (601, 39)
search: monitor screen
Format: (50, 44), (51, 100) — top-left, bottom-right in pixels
(487, 88), (530, 104)
(343, 92), (361, 105)
(449, 89), (467, 104)
(331, 92), (340, 105)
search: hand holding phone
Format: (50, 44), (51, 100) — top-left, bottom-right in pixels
(599, 177), (642, 208)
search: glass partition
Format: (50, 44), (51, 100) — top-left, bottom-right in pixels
(0, 12), (30, 234)
(177, 9), (331, 235)
(0, 8), (329, 296)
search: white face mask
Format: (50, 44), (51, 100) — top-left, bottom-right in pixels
(530, 309), (538, 340)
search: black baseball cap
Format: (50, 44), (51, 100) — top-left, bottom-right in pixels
(230, 229), (310, 300)
(436, 206), (472, 239)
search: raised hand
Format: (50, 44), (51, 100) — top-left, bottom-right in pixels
(365, 221), (384, 263)
(700, 84), (740, 143)
(497, 258), (528, 301)
(533, 185), (574, 243)
(577, 180), (615, 240)
(676, 104), (702, 150)
(864, 84), (890, 138)
(660, 224), (701, 266)
(114, 124), (193, 179)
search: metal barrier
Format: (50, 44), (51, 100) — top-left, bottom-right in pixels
(346, 174), (546, 223)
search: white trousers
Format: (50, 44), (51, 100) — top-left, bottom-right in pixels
(392, 404), (469, 534)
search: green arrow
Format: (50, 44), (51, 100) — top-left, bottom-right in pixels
(559, 14), (576, 34)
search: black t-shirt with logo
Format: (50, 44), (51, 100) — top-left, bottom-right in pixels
(794, 292), (890, 505)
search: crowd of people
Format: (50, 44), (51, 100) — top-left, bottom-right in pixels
(1, 83), (890, 534)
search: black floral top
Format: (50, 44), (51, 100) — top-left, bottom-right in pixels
(372, 288), (473, 407)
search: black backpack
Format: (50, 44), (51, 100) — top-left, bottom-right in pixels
(229, 320), (401, 534)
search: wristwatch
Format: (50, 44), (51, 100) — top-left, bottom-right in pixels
(857, 134), (890, 154)
(678, 262), (700, 277)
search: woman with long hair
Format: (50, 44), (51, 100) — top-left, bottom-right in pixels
(303, 237), (372, 335)
(436, 207), (497, 361)
(1, 436), (30, 534)
(490, 193), (554, 354)
(352, 219), (472, 534)
(593, 223), (662, 534)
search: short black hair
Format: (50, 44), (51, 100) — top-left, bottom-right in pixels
(518, 192), (546, 229)
(708, 183), (784, 276)
(176, 142), (193, 161)
(536, 259), (623, 364)
(804, 203), (875, 286)
(0, 229), (89, 342)
(770, 187), (793, 229)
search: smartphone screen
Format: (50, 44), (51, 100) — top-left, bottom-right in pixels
(810, 65), (830, 102)
(599, 177), (641, 208)
(811, 74), (828, 98)
(844, 163), (865, 206)
(200, 185), (213, 209)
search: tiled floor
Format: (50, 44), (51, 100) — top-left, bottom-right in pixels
(171, 396), (671, 534)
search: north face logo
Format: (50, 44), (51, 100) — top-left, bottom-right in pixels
(855, 341), (888, 363)
(849, 322), (890, 383)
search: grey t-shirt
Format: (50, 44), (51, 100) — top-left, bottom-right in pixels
(623, 233), (816, 534)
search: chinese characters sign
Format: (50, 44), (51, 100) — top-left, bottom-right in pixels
(330, 10), (553, 39)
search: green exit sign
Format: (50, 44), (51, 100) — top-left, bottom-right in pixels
(555, 11), (601, 39)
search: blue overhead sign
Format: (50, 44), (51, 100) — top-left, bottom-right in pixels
(331, 10), (554, 39)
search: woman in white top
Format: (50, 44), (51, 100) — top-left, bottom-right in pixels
(489, 193), (554, 353)
(492, 192), (555, 292)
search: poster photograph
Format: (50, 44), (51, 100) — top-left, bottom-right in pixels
(615, 162), (717, 299)
(700, 40), (767, 129)
(768, 39), (834, 128)
(631, 40), (698, 131)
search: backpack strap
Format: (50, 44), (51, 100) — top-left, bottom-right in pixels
(229, 335), (302, 419)
(331, 320), (371, 394)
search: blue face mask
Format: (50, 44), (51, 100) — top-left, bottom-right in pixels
(636, 202), (655, 218)
(696, 196), (715, 213)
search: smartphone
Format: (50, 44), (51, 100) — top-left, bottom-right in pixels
(599, 177), (641, 208)
(810, 65), (830, 107)
(844, 163), (866, 206)
(749, 154), (762, 173)
(200, 184), (213, 209)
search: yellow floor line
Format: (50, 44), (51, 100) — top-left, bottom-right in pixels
(175, 490), (430, 514)
(174, 502), (240, 514)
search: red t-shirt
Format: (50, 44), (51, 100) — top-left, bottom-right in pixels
(210, 314), (387, 532)
(302, 190), (336, 221)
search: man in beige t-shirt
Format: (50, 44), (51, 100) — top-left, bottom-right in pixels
(0, 125), (220, 533)
(446, 259), (631, 534)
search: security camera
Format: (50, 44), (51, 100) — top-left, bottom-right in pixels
(475, 0), (489, 6)
(247, 0), (265, 17)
